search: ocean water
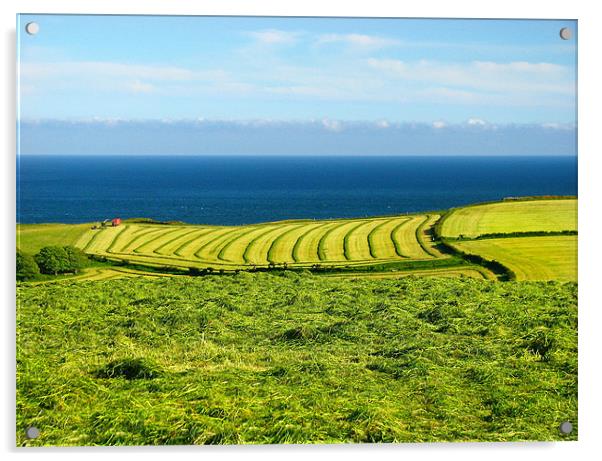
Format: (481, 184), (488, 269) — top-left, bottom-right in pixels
(17, 155), (577, 225)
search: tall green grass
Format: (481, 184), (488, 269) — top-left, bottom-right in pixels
(17, 274), (577, 446)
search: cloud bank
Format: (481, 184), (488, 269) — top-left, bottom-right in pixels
(19, 119), (576, 156)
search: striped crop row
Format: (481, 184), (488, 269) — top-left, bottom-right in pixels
(76, 214), (447, 270)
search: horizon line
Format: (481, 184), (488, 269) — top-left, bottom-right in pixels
(17, 153), (578, 157)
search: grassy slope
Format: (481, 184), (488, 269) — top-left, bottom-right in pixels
(25, 264), (496, 284)
(17, 223), (91, 255)
(17, 274), (577, 446)
(440, 199), (577, 238)
(16, 198), (579, 281)
(454, 236), (577, 282)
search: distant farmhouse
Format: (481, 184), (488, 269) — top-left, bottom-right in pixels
(92, 218), (121, 230)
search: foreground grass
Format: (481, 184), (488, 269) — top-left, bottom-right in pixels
(323, 266), (495, 280)
(17, 274), (577, 446)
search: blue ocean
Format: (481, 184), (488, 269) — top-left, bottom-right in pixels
(17, 155), (577, 225)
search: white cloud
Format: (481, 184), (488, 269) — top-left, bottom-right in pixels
(418, 87), (487, 104)
(20, 48), (576, 122)
(19, 60), (247, 97)
(21, 61), (226, 82)
(540, 122), (575, 130)
(317, 33), (399, 49)
(467, 118), (487, 126)
(266, 85), (335, 98)
(473, 61), (565, 74)
(432, 120), (446, 129)
(127, 80), (155, 94)
(375, 120), (390, 129)
(321, 119), (343, 132)
(248, 29), (299, 45)
(21, 61), (199, 81)
(366, 58), (574, 95)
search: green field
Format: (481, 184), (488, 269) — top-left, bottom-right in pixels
(431, 198), (578, 282)
(24, 267), (173, 284)
(29, 264), (497, 284)
(16, 198), (579, 282)
(16, 274), (577, 445)
(74, 214), (446, 270)
(454, 236), (577, 281)
(440, 199), (577, 238)
(17, 223), (92, 255)
(16, 198), (580, 445)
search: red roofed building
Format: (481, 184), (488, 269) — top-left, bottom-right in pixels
(111, 218), (122, 226)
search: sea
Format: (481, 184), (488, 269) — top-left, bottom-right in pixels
(17, 155), (578, 225)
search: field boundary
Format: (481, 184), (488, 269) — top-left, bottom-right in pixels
(431, 214), (516, 281)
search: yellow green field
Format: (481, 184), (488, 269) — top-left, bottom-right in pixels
(16, 198), (579, 282)
(16, 223), (92, 255)
(440, 199), (577, 238)
(453, 236), (577, 281)
(74, 214), (446, 270)
(24, 267), (172, 285)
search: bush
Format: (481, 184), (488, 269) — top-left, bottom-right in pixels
(35, 246), (69, 275)
(64, 246), (89, 273)
(35, 245), (89, 275)
(16, 250), (40, 281)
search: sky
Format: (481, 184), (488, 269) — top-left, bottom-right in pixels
(17, 15), (577, 155)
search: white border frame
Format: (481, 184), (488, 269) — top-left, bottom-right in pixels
(3, 1), (600, 460)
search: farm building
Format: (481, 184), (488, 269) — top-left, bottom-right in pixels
(111, 218), (122, 226)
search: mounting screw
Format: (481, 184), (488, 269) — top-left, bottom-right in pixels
(559, 421), (573, 435)
(25, 426), (40, 439)
(559, 28), (572, 40)
(25, 22), (39, 36)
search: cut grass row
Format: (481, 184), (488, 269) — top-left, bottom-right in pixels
(74, 214), (444, 270)
(23, 267), (172, 285)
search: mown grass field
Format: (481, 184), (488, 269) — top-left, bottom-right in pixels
(454, 236), (577, 282)
(17, 274), (577, 445)
(17, 223), (92, 255)
(74, 214), (446, 271)
(433, 198), (578, 281)
(439, 199), (577, 238)
(24, 267), (173, 285)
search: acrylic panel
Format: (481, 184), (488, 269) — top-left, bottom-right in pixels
(16, 14), (577, 446)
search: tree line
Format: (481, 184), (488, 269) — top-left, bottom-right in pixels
(17, 246), (89, 281)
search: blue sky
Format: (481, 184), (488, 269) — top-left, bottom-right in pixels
(17, 15), (577, 155)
